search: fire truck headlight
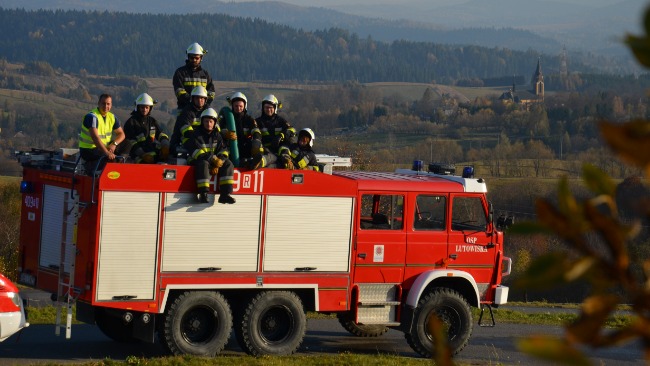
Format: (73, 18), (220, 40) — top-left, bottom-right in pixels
(20, 181), (34, 193)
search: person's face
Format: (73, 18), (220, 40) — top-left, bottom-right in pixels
(137, 105), (151, 116)
(188, 54), (202, 68)
(263, 103), (275, 117)
(202, 117), (215, 132)
(232, 100), (245, 114)
(299, 135), (310, 147)
(98, 97), (112, 115)
(193, 96), (207, 109)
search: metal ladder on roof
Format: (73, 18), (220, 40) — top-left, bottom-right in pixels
(54, 191), (83, 339)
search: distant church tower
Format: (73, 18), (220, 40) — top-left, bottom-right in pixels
(531, 57), (544, 100)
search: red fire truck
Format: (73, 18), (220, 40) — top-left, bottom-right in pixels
(17, 151), (510, 357)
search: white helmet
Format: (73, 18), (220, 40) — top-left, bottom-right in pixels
(191, 86), (208, 98)
(186, 42), (206, 57)
(200, 108), (219, 121)
(262, 94), (280, 110)
(299, 128), (315, 147)
(135, 93), (155, 106)
(228, 92), (248, 107)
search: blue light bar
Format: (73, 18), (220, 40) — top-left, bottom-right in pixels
(20, 181), (34, 193)
(462, 166), (474, 178)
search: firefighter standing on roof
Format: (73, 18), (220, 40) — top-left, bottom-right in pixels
(219, 92), (262, 166)
(170, 86), (208, 154)
(184, 108), (235, 204)
(172, 42), (215, 110)
(279, 128), (320, 171)
(123, 93), (170, 164)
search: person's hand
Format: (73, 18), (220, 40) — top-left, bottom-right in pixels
(108, 143), (117, 153)
(209, 166), (220, 175)
(226, 131), (237, 141)
(105, 150), (116, 160)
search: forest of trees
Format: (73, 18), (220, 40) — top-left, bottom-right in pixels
(0, 7), (601, 84)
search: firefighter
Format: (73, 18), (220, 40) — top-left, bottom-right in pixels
(279, 128), (320, 171)
(78, 93), (128, 174)
(123, 93), (170, 164)
(170, 86), (208, 155)
(219, 92), (262, 166)
(172, 42), (216, 110)
(184, 108), (235, 204)
(257, 95), (296, 153)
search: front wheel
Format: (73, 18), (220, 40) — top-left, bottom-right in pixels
(405, 288), (473, 358)
(161, 291), (232, 356)
(238, 291), (307, 356)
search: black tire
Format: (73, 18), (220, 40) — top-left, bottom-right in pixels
(95, 308), (138, 343)
(405, 288), (473, 358)
(337, 312), (389, 337)
(161, 291), (233, 356)
(239, 291), (307, 356)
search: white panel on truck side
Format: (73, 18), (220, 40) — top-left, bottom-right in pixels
(161, 193), (262, 272)
(96, 191), (160, 301)
(39, 185), (77, 273)
(264, 196), (353, 272)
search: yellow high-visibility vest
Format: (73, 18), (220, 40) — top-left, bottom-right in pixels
(79, 108), (115, 149)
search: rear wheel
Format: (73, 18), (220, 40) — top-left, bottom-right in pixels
(239, 291), (307, 356)
(337, 312), (389, 337)
(161, 291), (232, 356)
(405, 288), (472, 358)
(95, 308), (138, 343)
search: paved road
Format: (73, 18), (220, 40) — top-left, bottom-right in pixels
(0, 319), (644, 365)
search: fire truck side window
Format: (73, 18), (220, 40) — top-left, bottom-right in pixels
(413, 195), (446, 231)
(451, 196), (487, 232)
(359, 194), (404, 230)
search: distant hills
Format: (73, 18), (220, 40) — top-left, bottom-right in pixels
(0, 0), (645, 73)
(0, 7), (599, 84)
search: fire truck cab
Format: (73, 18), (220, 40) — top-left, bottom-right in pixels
(17, 151), (510, 357)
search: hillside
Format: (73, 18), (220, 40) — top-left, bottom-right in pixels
(0, 0), (644, 74)
(0, 8), (601, 84)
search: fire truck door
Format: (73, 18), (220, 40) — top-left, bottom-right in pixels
(446, 194), (497, 290)
(404, 194), (449, 286)
(354, 193), (406, 283)
(96, 191), (160, 301)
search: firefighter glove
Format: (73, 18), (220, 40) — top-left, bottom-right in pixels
(210, 156), (224, 168)
(225, 131), (237, 141)
(282, 155), (294, 170)
(210, 166), (220, 176)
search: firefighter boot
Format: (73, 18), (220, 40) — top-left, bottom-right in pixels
(198, 192), (209, 203)
(218, 194), (236, 204)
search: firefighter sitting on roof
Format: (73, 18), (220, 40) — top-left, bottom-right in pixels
(252, 94), (296, 169)
(123, 93), (170, 164)
(78, 93), (129, 174)
(278, 128), (320, 171)
(219, 92), (263, 167)
(170, 85), (208, 155)
(184, 108), (236, 204)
